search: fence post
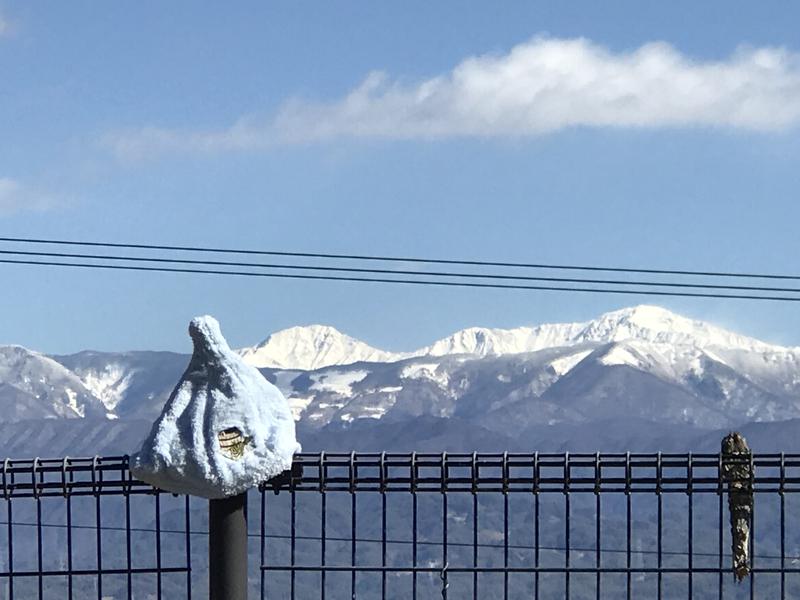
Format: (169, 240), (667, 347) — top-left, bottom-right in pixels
(209, 492), (248, 600)
(721, 432), (753, 582)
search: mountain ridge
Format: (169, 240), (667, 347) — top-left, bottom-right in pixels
(236, 305), (792, 370)
(2, 304), (799, 457)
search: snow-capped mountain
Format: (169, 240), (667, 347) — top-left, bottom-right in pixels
(2, 304), (800, 456)
(238, 324), (405, 370)
(232, 305), (800, 435)
(238, 306), (785, 370)
(0, 346), (106, 419)
(419, 305), (778, 358)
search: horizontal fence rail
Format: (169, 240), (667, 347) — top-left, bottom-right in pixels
(0, 452), (797, 598)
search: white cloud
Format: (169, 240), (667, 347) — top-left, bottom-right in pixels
(0, 178), (60, 216)
(104, 120), (267, 160)
(105, 37), (800, 158)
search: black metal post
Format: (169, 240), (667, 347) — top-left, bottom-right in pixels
(209, 493), (248, 600)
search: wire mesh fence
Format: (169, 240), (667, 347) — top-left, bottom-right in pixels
(0, 456), (196, 600)
(0, 451), (798, 599)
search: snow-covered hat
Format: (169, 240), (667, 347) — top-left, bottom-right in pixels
(131, 316), (300, 498)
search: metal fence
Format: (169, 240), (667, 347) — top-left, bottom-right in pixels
(0, 456), (192, 600)
(0, 452), (798, 599)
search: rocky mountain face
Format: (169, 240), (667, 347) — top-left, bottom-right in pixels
(2, 305), (800, 456)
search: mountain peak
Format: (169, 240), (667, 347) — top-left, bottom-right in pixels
(272, 324), (344, 337)
(599, 305), (702, 331)
(238, 324), (403, 370)
(580, 305), (772, 352)
(584, 305), (697, 338)
(608, 304), (680, 323)
(253, 324), (358, 349)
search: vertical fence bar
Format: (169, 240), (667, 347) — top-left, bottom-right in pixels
(594, 452), (601, 600)
(503, 452), (509, 600)
(412, 453), (418, 600)
(534, 453), (540, 600)
(185, 494), (192, 600)
(209, 493), (248, 600)
(34, 458), (42, 600)
(350, 452), (357, 600)
(6, 480), (12, 600)
(780, 453), (786, 600)
(656, 453), (663, 600)
(320, 453), (327, 600)
(472, 486), (478, 599)
(626, 452), (632, 600)
(564, 452), (570, 600)
(718, 453), (723, 600)
(380, 452), (387, 600)
(155, 492), (162, 599)
(441, 452), (448, 600)
(688, 453), (693, 600)
(472, 452), (478, 600)
(124, 459), (132, 600)
(751, 452), (756, 600)
(259, 488), (266, 600)
(66, 463), (74, 600)
(94, 457), (103, 600)
(290, 489), (296, 600)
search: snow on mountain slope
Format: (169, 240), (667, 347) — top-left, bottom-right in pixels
(420, 305), (782, 359)
(310, 369), (370, 395)
(239, 306), (789, 372)
(550, 350), (593, 376)
(53, 351), (190, 420)
(0, 346), (105, 419)
(0, 304), (797, 457)
(238, 325), (405, 370)
(249, 306), (800, 429)
(78, 363), (134, 412)
(420, 321), (587, 357)
(6, 304), (796, 434)
(574, 305), (776, 353)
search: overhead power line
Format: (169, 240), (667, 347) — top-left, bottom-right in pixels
(0, 235), (797, 281)
(1, 236), (799, 302)
(3, 248), (800, 294)
(3, 256), (800, 302)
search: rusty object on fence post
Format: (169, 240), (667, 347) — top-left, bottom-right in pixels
(721, 432), (753, 582)
(210, 492), (248, 600)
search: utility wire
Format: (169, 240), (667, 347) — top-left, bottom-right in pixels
(1, 520), (794, 562)
(4, 248), (800, 295)
(0, 235), (797, 281)
(4, 257), (800, 302)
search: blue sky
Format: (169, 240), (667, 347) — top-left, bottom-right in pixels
(1, 1), (800, 354)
